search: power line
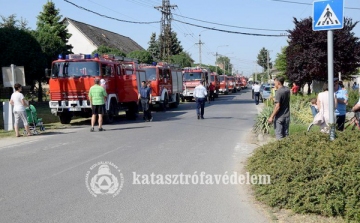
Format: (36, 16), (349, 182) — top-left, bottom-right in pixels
(63, 0), (160, 24)
(173, 13), (287, 32)
(172, 19), (287, 37)
(270, 0), (360, 10)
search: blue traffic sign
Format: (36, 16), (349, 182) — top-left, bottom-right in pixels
(313, 0), (344, 31)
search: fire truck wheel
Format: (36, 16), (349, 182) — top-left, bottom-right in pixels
(170, 94), (180, 108)
(161, 94), (168, 111)
(59, 112), (72, 124)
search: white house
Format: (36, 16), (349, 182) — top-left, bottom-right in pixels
(64, 18), (144, 54)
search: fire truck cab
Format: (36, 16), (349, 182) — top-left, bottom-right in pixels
(210, 73), (220, 98)
(48, 54), (143, 124)
(139, 62), (183, 109)
(227, 76), (236, 93)
(182, 67), (210, 101)
(218, 75), (229, 95)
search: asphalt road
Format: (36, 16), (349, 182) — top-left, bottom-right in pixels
(0, 89), (269, 223)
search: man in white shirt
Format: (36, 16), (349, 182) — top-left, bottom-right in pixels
(252, 82), (261, 105)
(194, 80), (208, 119)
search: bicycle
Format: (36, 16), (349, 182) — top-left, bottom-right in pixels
(344, 112), (360, 130)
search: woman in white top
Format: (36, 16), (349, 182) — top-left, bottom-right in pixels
(10, 83), (32, 137)
(316, 83), (337, 133)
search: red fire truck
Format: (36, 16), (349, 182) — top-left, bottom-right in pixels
(47, 54), (145, 124)
(209, 72), (220, 98)
(240, 76), (248, 89)
(227, 76), (236, 93)
(139, 62), (183, 109)
(218, 75), (229, 94)
(182, 67), (210, 101)
(235, 75), (242, 92)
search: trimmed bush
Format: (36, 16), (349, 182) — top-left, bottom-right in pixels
(247, 131), (360, 222)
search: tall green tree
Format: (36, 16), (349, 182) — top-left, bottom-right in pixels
(35, 1), (72, 67)
(92, 45), (126, 57)
(274, 46), (287, 75)
(170, 32), (183, 55)
(127, 50), (152, 64)
(147, 32), (160, 60)
(257, 47), (272, 72)
(216, 56), (232, 75)
(286, 17), (360, 85)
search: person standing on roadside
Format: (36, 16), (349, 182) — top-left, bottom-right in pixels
(138, 81), (152, 122)
(253, 82), (261, 105)
(194, 80), (207, 119)
(268, 76), (290, 140)
(89, 78), (107, 132)
(334, 78), (348, 131)
(209, 82), (215, 102)
(10, 83), (32, 137)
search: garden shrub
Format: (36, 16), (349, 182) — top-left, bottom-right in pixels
(247, 130), (360, 222)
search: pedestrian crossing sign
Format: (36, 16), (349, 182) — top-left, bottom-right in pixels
(313, 0), (344, 31)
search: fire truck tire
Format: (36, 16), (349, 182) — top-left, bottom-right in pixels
(161, 93), (168, 111)
(59, 112), (72, 124)
(104, 101), (116, 124)
(170, 94), (180, 108)
(126, 102), (138, 120)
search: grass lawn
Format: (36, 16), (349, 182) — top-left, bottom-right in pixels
(0, 101), (90, 138)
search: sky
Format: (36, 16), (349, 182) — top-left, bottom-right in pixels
(1, 0), (359, 77)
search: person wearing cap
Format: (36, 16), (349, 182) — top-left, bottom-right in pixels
(334, 78), (348, 131)
(89, 78), (107, 132)
(193, 80), (207, 119)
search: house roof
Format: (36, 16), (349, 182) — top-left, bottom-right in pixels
(65, 18), (144, 54)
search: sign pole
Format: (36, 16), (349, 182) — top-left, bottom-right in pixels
(328, 30), (335, 141)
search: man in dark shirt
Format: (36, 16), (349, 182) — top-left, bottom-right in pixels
(138, 81), (152, 122)
(268, 76), (290, 139)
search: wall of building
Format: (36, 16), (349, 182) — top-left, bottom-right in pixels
(66, 23), (97, 54)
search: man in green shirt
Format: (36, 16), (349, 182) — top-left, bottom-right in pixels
(89, 78), (107, 132)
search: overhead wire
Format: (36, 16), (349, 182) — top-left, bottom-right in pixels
(269, 0), (360, 10)
(64, 0), (160, 24)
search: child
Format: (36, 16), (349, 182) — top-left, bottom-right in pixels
(100, 79), (107, 91)
(310, 98), (318, 118)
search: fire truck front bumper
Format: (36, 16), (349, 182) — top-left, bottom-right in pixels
(49, 100), (91, 114)
(151, 96), (161, 104)
(182, 90), (194, 98)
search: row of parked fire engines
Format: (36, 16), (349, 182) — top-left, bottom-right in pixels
(47, 54), (247, 124)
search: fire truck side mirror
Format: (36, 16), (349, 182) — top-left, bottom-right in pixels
(45, 68), (51, 78)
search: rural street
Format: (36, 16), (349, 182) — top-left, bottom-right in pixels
(0, 90), (269, 223)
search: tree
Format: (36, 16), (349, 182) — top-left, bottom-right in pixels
(0, 27), (46, 87)
(147, 32), (160, 60)
(127, 50), (153, 64)
(147, 31), (184, 61)
(286, 17), (360, 86)
(257, 47), (272, 72)
(35, 1), (72, 67)
(0, 14), (29, 30)
(216, 56), (232, 75)
(92, 45), (126, 57)
(170, 52), (193, 67)
(274, 46), (287, 75)
(170, 32), (183, 55)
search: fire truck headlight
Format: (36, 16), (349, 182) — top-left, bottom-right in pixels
(50, 102), (58, 107)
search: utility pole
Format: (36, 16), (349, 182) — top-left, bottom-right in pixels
(215, 52), (218, 74)
(155, 0), (177, 61)
(196, 34), (204, 68)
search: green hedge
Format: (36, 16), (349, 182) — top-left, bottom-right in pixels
(247, 131), (360, 222)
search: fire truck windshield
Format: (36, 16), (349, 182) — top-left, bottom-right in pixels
(144, 68), (157, 81)
(219, 76), (225, 82)
(52, 61), (100, 77)
(210, 76), (215, 82)
(183, 72), (202, 81)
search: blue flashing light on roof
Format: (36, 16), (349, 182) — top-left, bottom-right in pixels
(94, 53), (99, 59)
(85, 54), (91, 59)
(152, 62), (157, 66)
(65, 55), (69, 59)
(58, 54), (63, 59)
